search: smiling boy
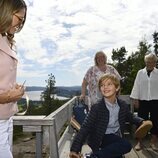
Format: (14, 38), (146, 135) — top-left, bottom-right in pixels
(69, 74), (152, 158)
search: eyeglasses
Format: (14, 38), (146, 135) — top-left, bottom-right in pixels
(13, 14), (25, 32)
(14, 14), (25, 23)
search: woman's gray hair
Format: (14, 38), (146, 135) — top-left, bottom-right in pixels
(94, 51), (107, 66)
(144, 53), (158, 62)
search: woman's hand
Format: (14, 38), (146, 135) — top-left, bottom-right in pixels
(80, 94), (85, 101)
(8, 83), (25, 102)
(0, 83), (25, 104)
(69, 152), (81, 158)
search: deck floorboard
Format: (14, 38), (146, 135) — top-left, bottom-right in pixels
(60, 132), (158, 158)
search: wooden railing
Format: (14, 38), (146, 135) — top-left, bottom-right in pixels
(13, 96), (77, 158)
(13, 95), (131, 158)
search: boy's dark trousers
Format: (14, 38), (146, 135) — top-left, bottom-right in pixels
(93, 134), (132, 158)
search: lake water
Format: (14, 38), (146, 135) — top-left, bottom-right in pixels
(23, 91), (69, 101)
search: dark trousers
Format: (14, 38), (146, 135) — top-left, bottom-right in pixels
(93, 134), (132, 158)
(139, 100), (158, 135)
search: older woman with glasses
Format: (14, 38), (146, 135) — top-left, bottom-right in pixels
(80, 51), (121, 109)
(0, 0), (27, 157)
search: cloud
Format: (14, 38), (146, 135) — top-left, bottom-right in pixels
(16, 0), (158, 86)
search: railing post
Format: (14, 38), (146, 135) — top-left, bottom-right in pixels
(36, 132), (42, 158)
(49, 118), (59, 158)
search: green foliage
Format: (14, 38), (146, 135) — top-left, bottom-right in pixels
(112, 46), (127, 64)
(25, 99), (69, 115)
(40, 73), (56, 115)
(111, 39), (151, 94)
(152, 31), (158, 68)
(112, 46), (127, 78)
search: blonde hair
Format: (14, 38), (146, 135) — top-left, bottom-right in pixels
(98, 74), (120, 92)
(144, 53), (158, 63)
(0, 0), (27, 48)
(94, 51), (107, 66)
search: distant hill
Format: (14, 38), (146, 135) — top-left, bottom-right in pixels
(26, 86), (81, 97)
(56, 86), (81, 97)
(25, 86), (45, 91)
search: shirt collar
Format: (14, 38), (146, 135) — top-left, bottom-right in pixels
(104, 97), (118, 107)
(143, 67), (156, 73)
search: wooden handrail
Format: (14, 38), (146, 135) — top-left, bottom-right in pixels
(13, 96), (77, 158)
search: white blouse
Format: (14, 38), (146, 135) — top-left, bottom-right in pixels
(130, 67), (158, 101)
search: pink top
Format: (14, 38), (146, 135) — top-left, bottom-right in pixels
(0, 34), (18, 119)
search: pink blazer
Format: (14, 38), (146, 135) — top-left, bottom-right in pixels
(0, 34), (18, 119)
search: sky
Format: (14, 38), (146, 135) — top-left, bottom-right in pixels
(16, 0), (158, 87)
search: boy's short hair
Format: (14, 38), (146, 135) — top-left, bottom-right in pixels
(98, 74), (120, 91)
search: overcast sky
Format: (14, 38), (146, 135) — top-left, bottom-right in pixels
(16, 0), (158, 87)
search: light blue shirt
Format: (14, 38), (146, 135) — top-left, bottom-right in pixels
(104, 98), (120, 135)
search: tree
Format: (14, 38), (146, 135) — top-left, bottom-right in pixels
(41, 73), (56, 115)
(112, 46), (127, 64)
(111, 46), (128, 93)
(152, 31), (158, 68)
(111, 40), (151, 94)
(111, 47), (127, 77)
(122, 39), (151, 94)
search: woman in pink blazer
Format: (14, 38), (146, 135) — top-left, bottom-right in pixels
(0, 0), (27, 157)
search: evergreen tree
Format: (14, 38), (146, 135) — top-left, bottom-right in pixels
(112, 46), (127, 64)
(123, 40), (151, 94)
(41, 73), (56, 115)
(152, 31), (158, 68)
(111, 46), (127, 93)
(112, 46), (127, 77)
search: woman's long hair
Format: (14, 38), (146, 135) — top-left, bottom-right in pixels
(0, 0), (27, 48)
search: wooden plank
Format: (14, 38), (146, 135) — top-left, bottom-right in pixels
(46, 97), (76, 134)
(13, 115), (46, 120)
(127, 135), (158, 158)
(23, 125), (42, 132)
(13, 118), (54, 126)
(133, 142), (158, 158)
(49, 119), (59, 158)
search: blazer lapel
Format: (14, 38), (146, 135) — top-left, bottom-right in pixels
(0, 34), (18, 61)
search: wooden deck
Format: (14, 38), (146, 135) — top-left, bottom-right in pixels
(124, 134), (158, 158)
(60, 129), (158, 158)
